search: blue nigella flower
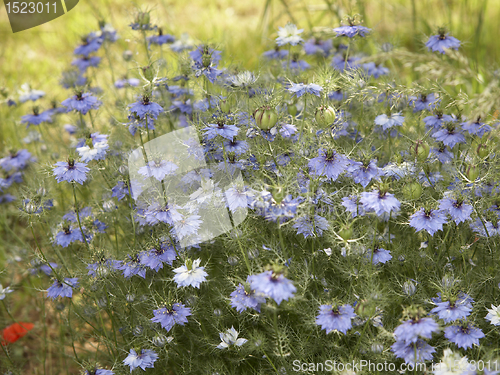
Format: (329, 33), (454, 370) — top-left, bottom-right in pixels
(461, 117), (492, 137)
(202, 121), (239, 141)
(431, 145), (454, 164)
(366, 248), (392, 265)
(18, 84), (45, 102)
(249, 270), (296, 305)
(61, 92), (102, 115)
(374, 112), (404, 131)
(47, 278), (79, 299)
(128, 96), (164, 120)
(347, 159), (381, 187)
(444, 323), (484, 349)
(285, 58), (310, 71)
(117, 255), (147, 279)
(423, 113), (456, 130)
(287, 82), (322, 98)
(172, 215), (202, 240)
(53, 160), (90, 184)
(438, 197), (473, 224)
(54, 225), (84, 247)
(431, 124), (466, 148)
(341, 195), (365, 218)
(84, 368), (114, 375)
(74, 33), (103, 56)
(391, 339), (435, 364)
(293, 214), (329, 238)
(262, 47), (289, 60)
(115, 78), (140, 89)
(331, 54), (361, 72)
(359, 190), (400, 217)
(230, 278), (266, 313)
(426, 29), (460, 54)
(303, 38), (333, 56)
(333, 24), (371, 38)
(409, 208), (448, 236)
(123, 349), (158, 373)
(148, 29), (175, 46)
(409, 93), (439, 112)
(308, 149), (349, 181)
(151, 303), (192, 332)
(430, 293), (473, 323)
(362, 62), (389, 78)
(21, 108), (52, 127)
(140, 243), (177, 272)
(138, 160), (179, 181)
(190, 45), (223, 83)
(394, 317), (439, 344)
(316, 304), (356, 334)
(0, 150), (32, 172)
(71, 56), (101, 72)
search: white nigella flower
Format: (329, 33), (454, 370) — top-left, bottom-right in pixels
(173, 258), (208, 288)
(433, 349), (471, 375)
(229, 71), (257, 88)
(485, 304), (500, 326)
(216, 326), (248, 349)
(0, 284), (13, 300)
(276, 24), (304, 46)
(76, 141), (109, 162)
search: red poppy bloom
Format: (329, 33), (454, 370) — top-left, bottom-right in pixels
(1, 322), (34, 345)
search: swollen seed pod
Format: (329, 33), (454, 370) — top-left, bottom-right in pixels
(402, 181), (423, 200)
(314, 105), (336, 126)
(472, 140), (490, 159)
(287, 103), (298, 117)
(338, 225), (353, 241)
(411, 140), (430, 162)
(142, 65), (155, 82)
(254, 106), (278, 130)
(465, 164), (480, 181)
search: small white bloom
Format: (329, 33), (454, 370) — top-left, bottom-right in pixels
(323, 248), (332, 256)
(0, 284), (13, 300)
(433, 348), (472, 375)
(216, 326), (248, 349)
(173, 258), (208, 288)
(76, 141), (109, 162)
(229, 71), (257, 87)
(276, 24), (303, 46)
(486, 304), (500, 326)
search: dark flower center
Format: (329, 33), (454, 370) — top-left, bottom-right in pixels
(142, 95), (150, 105)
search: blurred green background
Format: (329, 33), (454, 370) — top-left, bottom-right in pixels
(0, 0), (497, 92)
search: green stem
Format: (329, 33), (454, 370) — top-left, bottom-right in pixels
(72, 183), (91, 253)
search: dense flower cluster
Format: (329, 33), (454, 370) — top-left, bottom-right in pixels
(2, 8), (500, 375)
